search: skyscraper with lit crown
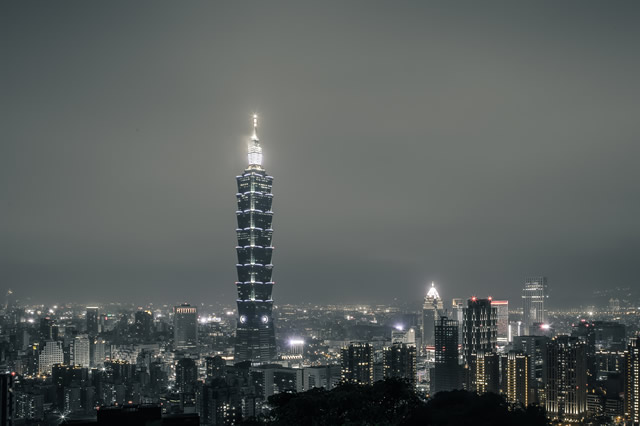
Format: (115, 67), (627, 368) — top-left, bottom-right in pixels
(421, 282), (444, 351)
(234, 115), (277, 362)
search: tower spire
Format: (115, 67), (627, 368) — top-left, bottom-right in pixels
(247, 114), (263, 167)
(252, 114), (258, 140)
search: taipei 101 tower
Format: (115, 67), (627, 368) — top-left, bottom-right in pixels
(234, 115), (277, 362)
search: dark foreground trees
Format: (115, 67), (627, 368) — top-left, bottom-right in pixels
(241, 379), (546, 426)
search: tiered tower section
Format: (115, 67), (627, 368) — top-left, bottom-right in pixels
(234, 115), (277, 362)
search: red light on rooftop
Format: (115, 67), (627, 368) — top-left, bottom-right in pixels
(471, 296), (477, 302)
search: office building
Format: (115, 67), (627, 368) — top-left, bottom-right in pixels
(626, 336), (639, 424)
(0, 373), (14, 426)
(71, 335), (90, 367)
(421, 282), (444, 351)
(86, 307), (99, 336)
(462, 297), (497, 365)
(545, 335), (587, 422)
(468, 351), (499, 394)
(491, 300), (509, 344)
(383, 342), (416, 386)
(513, 335), (549, 405)
(522, 277), (548, 335)
(134, 310), (153, 341)
(341, 343), (374, 385)
(502, 351), (529, 407)
(174, 304), (198, 349)
(433, 316), (461, 393)
(38, 341), (64, 375)
(234, 115), (277, 362)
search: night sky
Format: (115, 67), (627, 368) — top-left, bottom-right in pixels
(2, 1), (639, 306)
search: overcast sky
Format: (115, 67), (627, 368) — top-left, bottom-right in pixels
(2, 1), (639, 307)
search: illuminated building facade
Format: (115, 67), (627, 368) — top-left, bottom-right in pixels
(234, 116), (277, 362)
(513, 335), (549, 405)
(468, 351), (499, 394)
(383, 342), (417, 386)
(491, 300), (509, 343)
(522, 277), (548, 335)
(462, 298), (497, 365)
(626, 336), (640, 424)
(341, 343), (374, 385)
(545, 335), (587, 422)
(421, 282), (444, 351)
(501, 351), (529, 407)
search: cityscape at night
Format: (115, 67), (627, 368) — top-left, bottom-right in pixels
(2, 1), (640, 425)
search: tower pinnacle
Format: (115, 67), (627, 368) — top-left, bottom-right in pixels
(248, 114), (263, 167)
(252, 114), (258, 140)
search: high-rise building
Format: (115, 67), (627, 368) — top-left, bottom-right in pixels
(522, 277), (548, 335)
(513, 335), (549, 405)
(501, 351), (529, 407)
(468, 351), (500, 394)
(341, 343), (374, 385)
(176, 358), (198, 396)
(433, 316), (461, 393)
(383, 342), (416, 386)
(491, 300), (509, 344)
(86, 307), (99, 336)
(0, 373), (15, 426)
(626, 336), (640, 424)
(421, 282), (444, 350)
(71, 335), (90, 367)
(234, 115), (277, 362)
(545, 335), (587, 422)
(39, 341), (64, 375)
(134, 310), (153, 341)
(462, 297), (497, 365)
(451, 298), (465, 345)
(174, 304), (198, 349)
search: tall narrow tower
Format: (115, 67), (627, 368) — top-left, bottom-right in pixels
(234, 115), (277, 362)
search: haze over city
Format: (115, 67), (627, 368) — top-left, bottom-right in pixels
(3, 2), (640, 304)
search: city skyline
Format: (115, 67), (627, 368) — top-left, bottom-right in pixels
(3, 1), (640, 307)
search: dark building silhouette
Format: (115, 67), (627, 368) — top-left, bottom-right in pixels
(174, 304), (198, 349)
(86, 307), (99, 336)
(433, 316), (461, 393)
(341, 343), (373, 385)
(0, 373), (14, 426)
(134, 310), (153, 341)
(383, 342), (416, 386)
(234, 115), (277, 362)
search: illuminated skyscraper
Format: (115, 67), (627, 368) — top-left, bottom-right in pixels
(421, 282), (444, 351)
(626, 336), (640, 424)
(491, 300), (509, 344)
(545, 335), (587, 422)
(501, 351), (529, 407)
(522, 277), (548, 335)
(462, 298), (497, 365)
(234, 115), (277, 362)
